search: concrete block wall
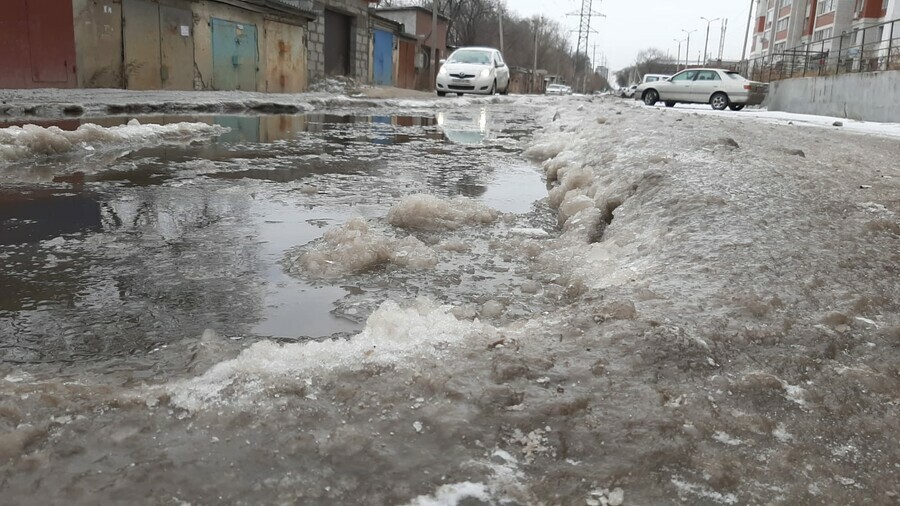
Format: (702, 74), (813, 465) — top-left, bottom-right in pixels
(765, 70), (900, 122)
(307, 0), (370, 83)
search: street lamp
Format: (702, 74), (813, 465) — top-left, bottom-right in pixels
(674, 38), (686, 71)
(701, 17), (721, 66)
(682, 29), (697, 69)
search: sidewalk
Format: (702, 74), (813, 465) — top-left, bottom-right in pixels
(0, 86), (439, 119)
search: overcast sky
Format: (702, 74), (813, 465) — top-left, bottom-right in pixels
(505, 0), (757, 72)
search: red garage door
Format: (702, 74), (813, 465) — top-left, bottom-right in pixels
(0, 0), (77, 88)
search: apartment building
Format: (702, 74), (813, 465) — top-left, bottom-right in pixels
(750, 0), (896, 59)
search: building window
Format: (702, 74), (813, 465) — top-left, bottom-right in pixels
(813, 27), (833, 41)
(816, 0), (835, 15)
(774, 42), (787, 53)
(777, 17), (790, 31)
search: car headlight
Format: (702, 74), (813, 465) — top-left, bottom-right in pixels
(438, 66), (447, 76)
(480, 68), (490, 78)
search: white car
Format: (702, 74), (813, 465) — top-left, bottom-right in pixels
(637, 68), (768, 111)
(436, 47), (510, 97)
(546, 84), (568, 95)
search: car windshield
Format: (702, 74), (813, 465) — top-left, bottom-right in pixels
(448, 50), (492, 65)
(725, 71), (748, 80)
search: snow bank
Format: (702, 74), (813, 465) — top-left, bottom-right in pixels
(0, 120), (229, 162)
(387, 194), (499, 231)
(283, 217), (437, 279)
(165, 298), (497, 411)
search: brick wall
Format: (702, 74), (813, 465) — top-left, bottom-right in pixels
(308, 0), (371, 83)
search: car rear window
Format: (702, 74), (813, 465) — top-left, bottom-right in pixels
(725, 71), (748, 80)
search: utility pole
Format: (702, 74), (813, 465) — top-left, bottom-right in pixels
(532, 17), (542, 93)
(718, 18), (728, 61)
(701, 17), (721, 65)
(682, 29), (697, 69)
(741, 0), (756, 62)
(431, 0), (438, 89)
(498, 6), (504, 53)
(674, 38), (685, 71)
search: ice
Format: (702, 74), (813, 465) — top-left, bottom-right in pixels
(284, 217), (437, 279)
(402, 482), (490, 506)
(0, 120), (229, 162)
(387, 194), (499, 231)
(671, 478), (739, 504)
(165, 298), (498, 411)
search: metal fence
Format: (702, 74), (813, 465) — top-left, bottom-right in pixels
(742, 17), (900, 82)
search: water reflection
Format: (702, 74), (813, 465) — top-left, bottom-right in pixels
(436, 108), (493, 145)
(0, 189), (102, 245)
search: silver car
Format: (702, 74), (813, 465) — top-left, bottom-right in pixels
(638, 68), (768, 111)
(436, 47), (511, 97)
(546, 84), (568, 95)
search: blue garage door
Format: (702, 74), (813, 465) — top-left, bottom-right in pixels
(373, 29), (393, 86)
(211, 18), (258, 91)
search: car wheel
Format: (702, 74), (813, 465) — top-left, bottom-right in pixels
(665, 101), (676, 108)
(457, 93), (465, 97)
(728, 104), (745, 111)
(710, 92), (729, 111)
(437, 91), (446, 97)
(642, 89), (659, 106)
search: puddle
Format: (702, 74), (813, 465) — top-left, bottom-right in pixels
(0, 106), (551, 362)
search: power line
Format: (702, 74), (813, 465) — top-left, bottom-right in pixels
(567, 0), (605, 91)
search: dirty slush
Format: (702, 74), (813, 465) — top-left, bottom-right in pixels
(1, 95), (899, 505)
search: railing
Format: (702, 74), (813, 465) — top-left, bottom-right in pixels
(742, 17), (900, 82)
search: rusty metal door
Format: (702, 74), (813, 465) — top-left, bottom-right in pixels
(0, 0), (31, 88)
(324, 10), (351, 76)
(26, 0), (76, 83)
(398, 40), (416, 89)
(123, 0), (162, 90)
(264, 20), (306, 93)
(0, 0), (76, 88)
(159, 5), (194, 90)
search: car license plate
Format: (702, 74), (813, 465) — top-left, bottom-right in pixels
(452, 78), (468, 83)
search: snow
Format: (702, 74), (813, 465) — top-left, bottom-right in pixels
(402, 482), (490, 506)
(165, 298), (499, 411)
(387, 193), (499, 231)
(638, 101), (900, 138)
(0, 120), (228, 162)
(2, 92), (899, 504)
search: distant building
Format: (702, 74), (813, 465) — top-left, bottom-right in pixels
(749, 0), (898, 61)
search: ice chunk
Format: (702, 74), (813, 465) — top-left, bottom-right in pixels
(387, 194), (498, 231)
(0, 121), (229, 162)
(402, 482), (490, 506)
(285, 218), (437, 279)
